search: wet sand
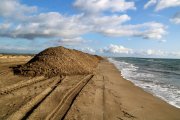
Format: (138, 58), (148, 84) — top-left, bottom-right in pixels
(0, 55), (180, 120)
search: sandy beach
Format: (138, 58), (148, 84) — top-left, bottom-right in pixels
(64, 60), (180, 120)
(0, 55), (180, 120)
(1, 0), (180, 119)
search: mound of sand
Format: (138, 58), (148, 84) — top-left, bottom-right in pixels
(13, 46), (103, 77)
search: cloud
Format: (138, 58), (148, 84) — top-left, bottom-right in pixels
(134, 49), (180, 58)
(144, 0), (180, 11)
(170, 12), (180, 24)
(0, 23), (12, 37)
(0, 13), (90, 39)
(144, 0), (157, 9)
(80, 47), (96, 54)
(0, 11), (166, 40)
(141, 22), (167, 40)
(56, 37), (87, 46)
(98, 22), (167, 40)
(99, 45), (180, 58)
(169, 51), (180, 56)
(100, 44), (133, 54)
(97, 43), (180, 57)
(0, 0), (166, 41)
(143, 49), (166, 56)
(0, 0), (37, 20)
(0, 45), (32, 51)
(74, 0), (136, 13)
(0, 44), (39, 54)
(86, 14), (131, 26)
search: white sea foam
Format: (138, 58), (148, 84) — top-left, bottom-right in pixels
(108, 58), (180, 108)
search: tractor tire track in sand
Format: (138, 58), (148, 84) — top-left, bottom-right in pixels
(45, 75), (93, 120)
(7, 76), (64, 120)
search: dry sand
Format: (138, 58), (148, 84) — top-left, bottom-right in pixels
(13, 46), (103, 77)
(0, 55), (180, 120)
(64, 60), (180, 120)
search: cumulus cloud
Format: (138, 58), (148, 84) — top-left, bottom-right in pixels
(0, 12), (166, 40)
(74, 0), (136, 13)
(100, 44), (133, 54)
(0, 13), (90, 39)
(98, 22), (167, 40)
(170, 12), (180, 24)
(141, 22), (167, 40)
(0, 0), (37, 20)
(144, 0), (180, 11)
(0, 0), (166, 41)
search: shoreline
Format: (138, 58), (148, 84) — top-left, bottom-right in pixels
(115, 63), (179, 107)
(101, 60), (180, 119)
(117, 67), (180, 109)
(0, 54), (180, 119)
(108, 57), (180, 109)
(106, 60), (180, 118)
(64, 60), (180, 120)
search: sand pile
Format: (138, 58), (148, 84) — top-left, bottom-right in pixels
(13, 46), (103, 77)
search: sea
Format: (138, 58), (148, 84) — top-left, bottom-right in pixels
(108, 57), (180, 108)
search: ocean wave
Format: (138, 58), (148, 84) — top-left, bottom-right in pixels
(108, 57), (180, 108)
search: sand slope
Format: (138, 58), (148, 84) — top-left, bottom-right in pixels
(13, 46), (102, 77)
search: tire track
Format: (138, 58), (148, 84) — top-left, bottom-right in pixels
(45, 74), (93, 120)
(90, 75), (104, 120)
(0, 76), (45, 95)
(0, 70), (11, 75)
(7, 76), (64, 120)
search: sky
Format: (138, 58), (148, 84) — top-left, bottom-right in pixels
(0, 0), (180, 58)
